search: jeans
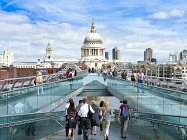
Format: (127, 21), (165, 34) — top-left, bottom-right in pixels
(37, 86), (43, 95)
(81, 117), (91, 140)
(137, 80), (144, 92)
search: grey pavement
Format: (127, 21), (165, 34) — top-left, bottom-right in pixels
(49, 122), (142, 140)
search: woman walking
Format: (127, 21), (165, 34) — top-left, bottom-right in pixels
(67, 100), (78, 140)
(90, 100), (100, 135)
(100, 101), (112, 140)
(99, 101), (104, 131)
(36, 71), (44, 95)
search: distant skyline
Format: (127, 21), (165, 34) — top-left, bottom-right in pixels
(0, 0), (187, 63)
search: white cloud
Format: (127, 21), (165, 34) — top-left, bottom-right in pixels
(1, 1), (187, 63)
(151, 9), (184, 20)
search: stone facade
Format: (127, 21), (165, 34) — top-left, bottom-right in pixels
(80, 18), (108, 68)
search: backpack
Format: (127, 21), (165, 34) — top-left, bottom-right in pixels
(121, 105), (129, 119)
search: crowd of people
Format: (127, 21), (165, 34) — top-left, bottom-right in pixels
(65, 98), (130, 140)
(88, 67), (145, 84)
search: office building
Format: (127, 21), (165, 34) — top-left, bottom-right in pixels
(112, 47), (120, 60)
(179, 50), (187, 63)
(144, 48), (153, 61)
(105, 52), (109, 60)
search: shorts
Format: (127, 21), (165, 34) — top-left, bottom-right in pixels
(69, 119), (77, 129)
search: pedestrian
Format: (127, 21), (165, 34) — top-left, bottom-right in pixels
(66, 68), (71, 79)
(131, 70), (136, 82)
(67, 100), (78, 140)
(96, 67), (101, 76)
(36, 71), (44, 95)
(72, 68), (77, 77)
(68, 68), (74, 82)
(76, 99), (83, 112)
(65, 98), (74, 137)
(118, 99), (130, 138)
(108, 69), (113, 76)
(112, 68), (118, 77)
(136, 68), (145, 92)
(100, 101), (112, 140)
(78, 98), (95, 140)
(88, 67), (91, 73)
(99, 100), (104, 131)
(102, 67), (108, 81)
(90, 100), (100, 135)
(121, 70), (127, 80)
(91, 67), (95, 73)
(136, 68), (144, 83)
(76, 100), (83, 135)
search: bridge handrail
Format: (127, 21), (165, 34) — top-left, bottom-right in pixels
(0, 111), (66, 128)
(144, 75), (187, 91)
(131, 111), (187, 119)
(0, 69), (88, 91)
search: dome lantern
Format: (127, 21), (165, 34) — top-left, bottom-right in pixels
(90, 18), (96, 33)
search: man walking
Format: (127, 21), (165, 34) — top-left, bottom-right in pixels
(78, 98), (95, 140)
(112, 68), (118, 77)
(121, 70), (127, 80)
(76, 99), (83, 135)
(118, 99), (130, 138)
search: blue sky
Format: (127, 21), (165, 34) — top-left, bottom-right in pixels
(0, 0), (187, 63)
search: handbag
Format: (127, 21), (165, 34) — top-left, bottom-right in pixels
(88, 105), (93, 118)
(100, 110), (106, 123)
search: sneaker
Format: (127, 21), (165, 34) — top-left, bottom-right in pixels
(121, 135), (127, 138)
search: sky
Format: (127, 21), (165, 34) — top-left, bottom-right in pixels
(0, 0), (187, 63)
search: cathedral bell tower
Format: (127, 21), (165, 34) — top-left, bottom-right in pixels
(44, 41), (53, 62)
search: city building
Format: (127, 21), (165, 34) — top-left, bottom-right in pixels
(132, 61), (187, 80)
(150, 58), (157, 64)
(168, 51), (174, 64)
(112, 47), (120, 60)
(144, 48), (153, 61)
(80, 18), (108, 68)
(105, 52), (109, 60)
(44, 41), (53, 62)
(0, 48), (14, 66)
(172, 52), (178, 63)
(179, 50), (187, 63)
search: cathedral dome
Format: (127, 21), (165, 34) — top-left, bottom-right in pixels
(84, 32), (103, 43)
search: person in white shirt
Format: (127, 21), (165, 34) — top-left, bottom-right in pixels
(76, 100), (83, 135)
(136, 68), (144, 83)
(78, 98), (95, 140)
(136, 68), (145, 92)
